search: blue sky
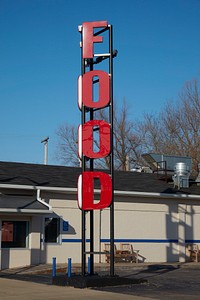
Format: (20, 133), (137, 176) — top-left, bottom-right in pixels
(1, 0), (200, 165)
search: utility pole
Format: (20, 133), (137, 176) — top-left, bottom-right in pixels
(41, 137), (49, 165)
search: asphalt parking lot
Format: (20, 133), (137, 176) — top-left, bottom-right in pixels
(1, 263), (200, 299)
(95, 264), (200, 299)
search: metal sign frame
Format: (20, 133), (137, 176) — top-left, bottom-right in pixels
(78, 22), (115, 276)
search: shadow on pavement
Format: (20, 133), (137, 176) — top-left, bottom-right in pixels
(0, 264), (180, 289)
(121, 263), (180, 280)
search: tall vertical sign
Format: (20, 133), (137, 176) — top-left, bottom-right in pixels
(77, 21), (115, 276)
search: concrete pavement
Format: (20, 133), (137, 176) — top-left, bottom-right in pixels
(0, 277), (153, 300)
(1, 263), (200, 299)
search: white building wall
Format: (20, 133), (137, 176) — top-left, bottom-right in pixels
(1, 249), (31, 269)
(30, 216), (43, 265)
(43, 198), (200, 263)
(185, 204), (200, 260)
(44, 196), (182, 264)
(99, 200), (179, 263)
(1, 192), (200, 269)
(44, 198), (82, 264)
(42, 196), (200, 264)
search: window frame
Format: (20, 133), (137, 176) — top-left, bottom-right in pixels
(44, 217), (61, 244)
(1, 220), (29, 249)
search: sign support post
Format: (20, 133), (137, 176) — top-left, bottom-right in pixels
(78, 21), (117, 277)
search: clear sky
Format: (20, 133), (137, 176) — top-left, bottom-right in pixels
(1, 0), (200, 165)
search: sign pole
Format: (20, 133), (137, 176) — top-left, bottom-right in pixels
(109, 24), (115, 277)
(81, 31), (86, 275)
(78, 21), (117, 277)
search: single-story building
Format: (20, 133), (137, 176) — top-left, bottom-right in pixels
(0, 160), (200, 270)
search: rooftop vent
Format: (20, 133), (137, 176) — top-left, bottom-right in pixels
(172, 162), (190, 189)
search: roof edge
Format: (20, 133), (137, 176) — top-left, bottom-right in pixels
(0, 184), (77, 193)
(0, 208), (53, 214)
(1, 184), (200, 200)
(114, 190), (200, 200)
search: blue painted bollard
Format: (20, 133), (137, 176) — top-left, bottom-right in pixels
(68, 258), (72, 277)
(88, 256), (90, 274)
(52, 257), (56, 277)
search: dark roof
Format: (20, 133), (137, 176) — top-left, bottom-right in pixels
(0, 161), (200, 196)
(0, 161), (80, 188)
(0, 196), (50, 212)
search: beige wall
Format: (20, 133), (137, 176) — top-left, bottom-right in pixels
(1, 191), (200, 269)
(1, 249), (31, 269)
(43, 194), (200, 264)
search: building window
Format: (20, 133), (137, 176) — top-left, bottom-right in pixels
(45, 218), (60, 243)
(1, 221), (29, 248)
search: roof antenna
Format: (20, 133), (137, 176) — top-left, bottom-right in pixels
(41, 137), (49, 165)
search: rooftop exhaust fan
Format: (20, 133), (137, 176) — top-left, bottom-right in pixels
(172, 162), (190, 189)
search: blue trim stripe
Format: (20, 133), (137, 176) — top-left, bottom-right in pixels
(61, 238), (179, 243)
(62, 239), (91, 243)
(51, 238), (200, 244)
(62, 239), (200, 244)
(185, 240), (200, 243)
(101, 239), (179, 243)
(62, 239), (82, 243)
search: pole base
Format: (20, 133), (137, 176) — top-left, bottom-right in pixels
(52, 274), (146, 288)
